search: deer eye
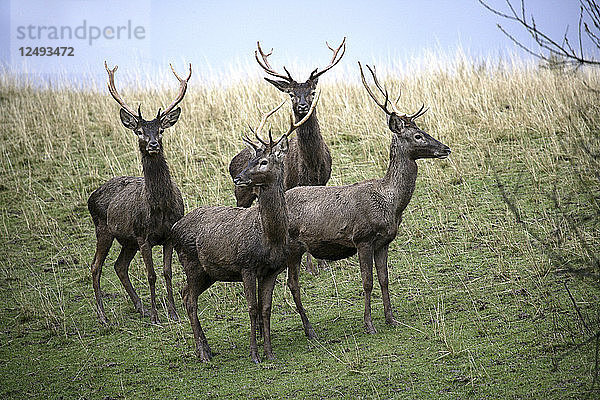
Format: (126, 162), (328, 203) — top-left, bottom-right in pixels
(260, 159), (268, 166)
(414, 134), (422, 140)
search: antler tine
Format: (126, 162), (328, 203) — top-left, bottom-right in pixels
(242, 132), (260, 151)
(161, 63), (192, 117)
(366, 64), (402, 115)
(104, 61), (138, 117)
(309, 36), (347, 80)
(253, 99), (287, 146)
(255, 42), (295, 82)
(358, 61), (393, 116)
(407, 104), (429, 120)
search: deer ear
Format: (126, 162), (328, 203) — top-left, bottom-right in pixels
(160, 107), (181, 129)
(120, 108), (139, 130)
(273, 135), (289, 157)
(388, 113), (404, 133)
(264, 78), (292, 93)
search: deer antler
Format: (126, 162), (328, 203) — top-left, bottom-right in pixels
(358, 61), (395, 116)
(105, 61), (138, 117)
(359, 62), (428, 121)
(253, 100), (287, 146)
(105, 61), (191, 119)
(161, 63), (192, 117)
(365, 64), (402, 115)
(406, 104), (428, 120)
(255, 42), (296, 82)
(309, 37), (346, 81)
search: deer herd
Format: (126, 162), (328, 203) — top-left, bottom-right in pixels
(88, 38), (451, 363)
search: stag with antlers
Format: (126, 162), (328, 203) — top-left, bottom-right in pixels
(283, 63), (450, 334)
(229, 37), (346, 274)
(87, 62), (191, 325)
(172, 93), (319, 363)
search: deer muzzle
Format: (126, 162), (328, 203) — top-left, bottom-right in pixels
(435, 145), (451, 159)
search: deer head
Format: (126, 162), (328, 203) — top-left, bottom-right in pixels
(235, 90), (321, 187)
(358, 62), (451, 160)
(255, 38), (345, 117)
(104, 61), (192, 156)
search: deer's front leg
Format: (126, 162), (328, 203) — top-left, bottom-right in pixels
(163, 242), (179, 321)
(374, 243), (398, 326)
(258, 272), (278, 360)
(357, 243), (376, 334)
(241, 269), (260, 363)
(138, 238), (159, 324)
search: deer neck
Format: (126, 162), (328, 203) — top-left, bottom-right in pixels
(256, 174), (288, 247)
(295, 110), (324, 162)
(381, 135), (418, 214)
(141, 150), (174, 209)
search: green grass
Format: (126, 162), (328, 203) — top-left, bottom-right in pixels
(0, 61), (599, 399)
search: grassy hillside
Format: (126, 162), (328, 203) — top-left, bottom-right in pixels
(0, 61), (599, 399)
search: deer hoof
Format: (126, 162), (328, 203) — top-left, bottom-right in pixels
(365, 323), (377, 334)
(250, 351), (261, 364)
(197, 349), (211, 362)
(168, 308), (179, 322)
(150, 313), (160, 325)
(305, 326), (317, 340)
(386, 317), (400, 326)
(136, 304), (150, 317)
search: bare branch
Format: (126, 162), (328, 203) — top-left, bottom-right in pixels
(479, 0), (600, 67)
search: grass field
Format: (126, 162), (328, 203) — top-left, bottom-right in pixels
(1, 59), (599, 399)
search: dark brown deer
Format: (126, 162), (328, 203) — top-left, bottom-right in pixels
(284, 63), (451, 334)
(87, 62), (191, 325)
(172, 94), (319, 363)
(228, 38), (346, 274)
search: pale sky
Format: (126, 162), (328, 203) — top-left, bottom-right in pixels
(0, 0), (592, 88)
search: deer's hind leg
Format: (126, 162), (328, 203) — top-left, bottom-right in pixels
(287, 252), (316, 339)
(181, 258), (214, 362)
(91, 223), (113, 325)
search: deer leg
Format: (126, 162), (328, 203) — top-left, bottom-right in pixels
(374, 243), (398, 326)
(317, 258), (328, 270)
(181, 268), (214, 362)
(241, 269), (260, 363)
(287, 253), (316, 339)
(137, 239), (159, 324)
(90, 225), (113, 325)
(162, 242), (179, 321)
(305, 253), (327, 275)
(258, 273), (278, 360)
(357, 243), (376, 334)
(113, 246), (145, 316)
(305, 253), (317, 275)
